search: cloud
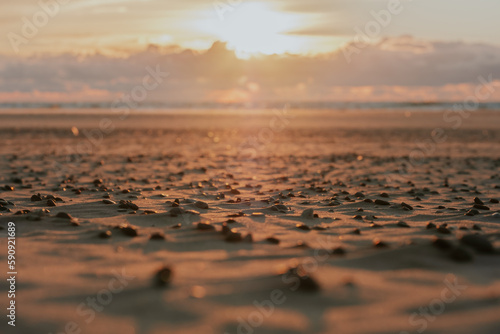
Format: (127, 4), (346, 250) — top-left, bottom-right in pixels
(1, 36), (499, 104)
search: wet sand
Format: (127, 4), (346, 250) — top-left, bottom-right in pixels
(0, 109), (499, 334)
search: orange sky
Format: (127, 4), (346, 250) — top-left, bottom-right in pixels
(1, 0), (500, 104)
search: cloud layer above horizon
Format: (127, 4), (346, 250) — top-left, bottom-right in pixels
(1, 37), (500, 104)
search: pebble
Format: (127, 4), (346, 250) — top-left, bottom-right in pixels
(363, 198), (373, 203)
(154, 266), (173, 287)
(374, 199), (390, 206)
(460, 234), (494, 253)
(55, 212), (73, 220)
(282, 265), (320, 292)
(352, 228), (361, 235)
(473, 197), (484, 205)
(465, 209), (479, 216)
(150, 232), (165, 240)
(225, 231), (243, 242)
(296, 224), (311, 231)
(432, 238), (453, 250)
(169, 207), (185, 217)
(194, 201), (209, 209)
(47, 199), (56, 207)
(98, 231), (112, 239)
(270, 204), (288, 213)
(103, 199), (116, 205)
(437, 225), (451, 234)
(473, 204), (490, 210)
(450, 246), (474, 262)
(266, 237), (280, 244)
(373, 239), (388, 248)
(243, 233), (253, 243)
(353, 215), (363, 220)
(119, 225), (138, 237)
(31, 194), (42, 202)
(332, 247), (346, 255)
(379, 192), (389, 198)
(300, 208), (314, 219)
(401, 202), (413, 211)
(490, 198), (499, 204)
(196, 222), (215, 231)
(397, 221), (410, 228)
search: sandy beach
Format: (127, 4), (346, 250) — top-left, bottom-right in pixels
(0, 108), (499, 334)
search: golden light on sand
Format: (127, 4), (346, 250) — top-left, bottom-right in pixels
(204, 2), (304, 57)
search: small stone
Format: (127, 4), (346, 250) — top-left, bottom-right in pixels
(356, 208), (364, 212)
(243, 233), (253, 243)
(353, 215), (363, 220)
(436, 225), (451, 234)
(55, 212), (73, 220)
(194, 201), (209, 209)
(150, 232), (165, 240)
(332, 247), (346, 255)
(373, 239), (388, 248)
(379, 192), (389, 198)
(270, 204), (288, 212)
(127, 202), (139, 211)
(282, 265), (320, 292)
(473, 197), (484, 205)
(354, 192), (365, 198)
(489, 198), (499, 204)
(121, 225), (138, 237)
(473, 204), (490, 210)
(47, 199), (56, 207)
(374, 199), (390, 206)
(397, 221), (410, 228)
(352, 228), (361, 235)
(266, 237), (280, 244)
(169, 207), (185, 217)
(31, 194), (42, 202)
(103, 199), (116, 205)
(450, 246), (474, 262)
(225, 231), (243, 242)
(197, 222), (215, 231)
(230, 188), (241, 195)
(300, 208), (314, 219)
(296, 224), (311, 231)
(370, 223), (383, 228)
(432, 238), (453, 250)
(154, 266), (173, 287)
(4, 185), (14, 191)
(465, 209), (479, 216)
(363, 198), (373, 203)
(98, 231), (112, 239)
(460, 234), (494, 253)
(401, 202), (413, 210)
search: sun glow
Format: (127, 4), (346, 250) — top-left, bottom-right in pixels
(206, 2), (304, 57)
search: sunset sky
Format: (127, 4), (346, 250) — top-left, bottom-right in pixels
(1, 0), (500, 104)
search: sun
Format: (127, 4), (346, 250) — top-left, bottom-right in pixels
(206, 2), (304, 57)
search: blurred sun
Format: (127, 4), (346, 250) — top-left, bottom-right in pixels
(203, 2), (304, 57)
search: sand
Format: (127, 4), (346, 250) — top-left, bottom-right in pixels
(0, 108), (499, 334)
